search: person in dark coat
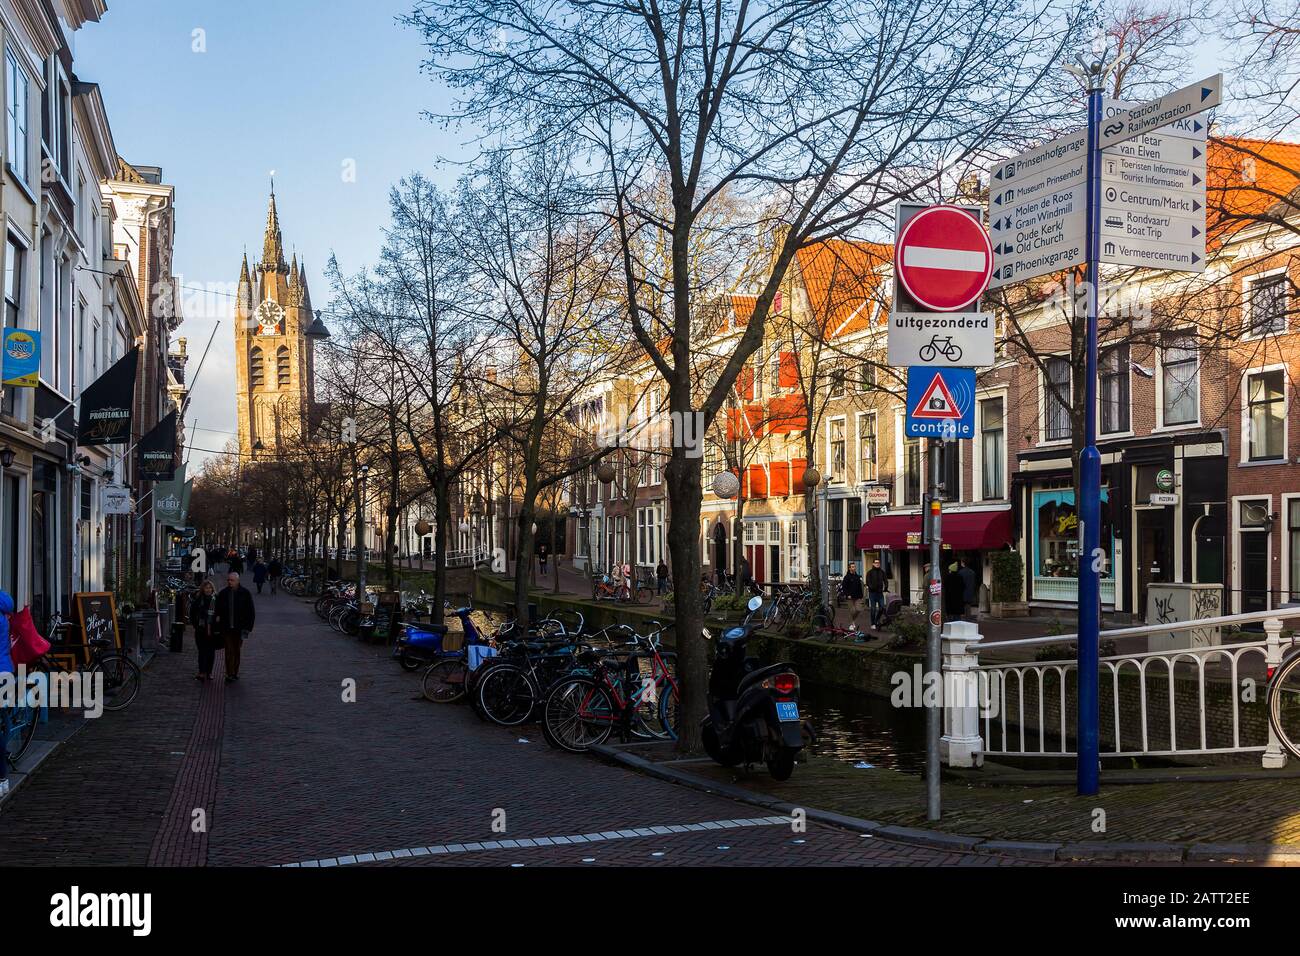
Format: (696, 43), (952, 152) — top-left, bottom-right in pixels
(865, 558), (888, 628)
(252, 560), (268, 594)
(267, 557), (283, 595)
(840, 562), (865, 627)
(190, 579), (220, 681)
(958, 559), (979, 620)
(942, 562), (966, 621)
(213, 571), (256, 682)
(656, 559), (670, 595)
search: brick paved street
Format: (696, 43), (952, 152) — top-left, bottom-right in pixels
(0, 581), (1018, 867)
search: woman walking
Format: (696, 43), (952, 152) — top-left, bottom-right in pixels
(191, 579), (219, 681)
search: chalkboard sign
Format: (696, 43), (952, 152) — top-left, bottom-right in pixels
(71, 592), (121, 666)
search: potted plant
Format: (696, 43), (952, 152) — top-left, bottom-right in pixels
(989, 549), (1029, 618)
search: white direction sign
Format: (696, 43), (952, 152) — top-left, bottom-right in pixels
(1100, 205), (1203, 245)
(1098, 74), (1222, 149)
(1101, 234), (1205, 272)
(1105, 129), (1207, 167)
(1102, 180), (1203, 218)
(1103, 99), (1207, 141)
(1102, 151), (1204, 194)
(887, 311), (996, 368)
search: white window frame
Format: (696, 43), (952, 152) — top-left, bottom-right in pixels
(1283, 493), (1300, 603)
(1243, 268), (1289, 340)
(974, 388), (1009, 502)
(1154, 329), (1201, 431)
(855, 410), (877, 484)
(1240, 363), (1289, 465)
(827, 415), (846, 481)
(1039, 353), (1072, 446)
(5, 47), (29, 187)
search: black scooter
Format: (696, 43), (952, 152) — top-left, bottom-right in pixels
(702, 595), (805, 780)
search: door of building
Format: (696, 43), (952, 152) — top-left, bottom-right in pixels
(712, 522), (727, 575)
(1135, 508), (1172, 615)
(1240, 531), (1269, 613)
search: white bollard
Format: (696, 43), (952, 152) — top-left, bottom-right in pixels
(1263, 617), (1288, 769)
(940, 619), (985, 768)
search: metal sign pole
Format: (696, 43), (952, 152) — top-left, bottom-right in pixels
(926, 438), (943, 821)
(1077, 67), (1105, 797)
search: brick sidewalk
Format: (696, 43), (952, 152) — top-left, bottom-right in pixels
(0, 577), (1014, 867)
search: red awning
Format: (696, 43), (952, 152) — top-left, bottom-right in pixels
(855, 509), (1012, 551)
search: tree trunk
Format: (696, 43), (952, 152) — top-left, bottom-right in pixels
(513, 503), (536, 624)
(666, 446), (706, 753)
(432, 487), (449, 627)
(732, 494), (746, 592)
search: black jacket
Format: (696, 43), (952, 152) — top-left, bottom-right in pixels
(866, 566), (887, 594)
(213, 585), (256, 634)
(190, 592), (216, 632)
(840, 570), (864, 600)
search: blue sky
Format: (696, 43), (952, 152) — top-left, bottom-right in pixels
(74, 0), (467, 467)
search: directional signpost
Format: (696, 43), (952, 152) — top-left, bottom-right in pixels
(989, 68), (1221, 799)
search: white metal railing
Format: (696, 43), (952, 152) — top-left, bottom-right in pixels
(443, 546), (491, 568)
(1031, 574), (1115, 605)
(940, 608), (1300, 769)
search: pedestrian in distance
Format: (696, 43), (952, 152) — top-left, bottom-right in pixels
(840, 562), (864, 628)
(267, 556), (282, 595)
(959, 558), (979, 621)
(538, 543), (549, 575)
(190, 579), (219, 681)
(656, 558), (670, 595)
(213, 570), (256, 683)
(866, 558), (888, 628)
(252, 558), (268, 594)
(942, 562), (965, 622)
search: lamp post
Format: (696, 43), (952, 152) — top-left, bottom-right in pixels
(356, 463), (370, 601)
(802, 467), (829, 612)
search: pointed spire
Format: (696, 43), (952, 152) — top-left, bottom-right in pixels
(299, 259), (313, 313)
(289, 252), (299, 286)
(260, 188), (288, 275)
(237, 249), (253, 311)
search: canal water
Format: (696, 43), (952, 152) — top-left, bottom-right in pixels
(799, 682), (926, 773)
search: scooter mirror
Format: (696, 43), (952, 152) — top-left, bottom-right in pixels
(747, 595), (762, 612)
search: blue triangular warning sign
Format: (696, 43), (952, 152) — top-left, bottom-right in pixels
(912, 373), (961, 419)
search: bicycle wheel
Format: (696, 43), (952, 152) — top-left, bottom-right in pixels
(919, 344), (936, 362)
(658, 679), (680, 740)
(476, 664), (539, 726)
(949, 344), (962, 362)
(92, 654), (142, 711)
(3, 700), (39, 765)
(542, 677), (614, 753)
(1268, 653), (1300, 758)
(422, 658), (469, 703)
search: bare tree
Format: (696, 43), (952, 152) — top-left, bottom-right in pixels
(407, 0), (1082, 749)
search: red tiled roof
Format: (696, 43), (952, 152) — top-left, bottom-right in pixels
(793, 239), (891, 338)
(1206, 137), (1300, 246)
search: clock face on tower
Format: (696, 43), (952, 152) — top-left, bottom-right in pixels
(255, 300), (285, 335)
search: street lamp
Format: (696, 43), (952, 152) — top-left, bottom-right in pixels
(0, 446), (13, 468)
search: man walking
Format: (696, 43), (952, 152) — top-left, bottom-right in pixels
(840, 562), (864, 629)
(866, 557), (888, 628)
(213, 570), (256, 683)
(268, 556), (283, 595)
(959, 558), (980, 620)
(252, 558), (268, 594)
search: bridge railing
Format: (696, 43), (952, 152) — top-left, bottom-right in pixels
(940, 607), (1300, 769)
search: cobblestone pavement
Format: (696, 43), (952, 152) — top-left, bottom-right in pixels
(0, 580), (1017, 867)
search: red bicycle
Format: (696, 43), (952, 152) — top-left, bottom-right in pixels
(540, 625), (680, 753)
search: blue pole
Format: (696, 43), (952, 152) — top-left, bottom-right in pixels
(1077, 78), (1103, 796)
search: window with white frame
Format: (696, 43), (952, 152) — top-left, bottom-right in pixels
(980, 397), (1005, 499)
(857, 413), (877, 482)
(1100, 343), (1129, 434)
(1246, 273), (1288, 338)
(1044, 356), (1071, 441)
(2, 233), (24, 417)
(904, 436), (921, 505)
(859, 359), (877, 391)
(1161, 333), (1199, 426)
(6, 49), (28, 186)
(829, 418), (846, 478)
(1246, 368), (1286, 461)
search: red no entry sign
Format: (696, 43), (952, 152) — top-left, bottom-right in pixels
(896, 205), (993, 312)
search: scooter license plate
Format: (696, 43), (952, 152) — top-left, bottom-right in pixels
(775, 701), (800, 722)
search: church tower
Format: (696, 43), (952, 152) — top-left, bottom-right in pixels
(234, 187), (317, 459)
